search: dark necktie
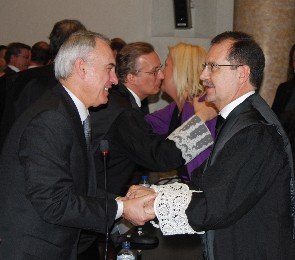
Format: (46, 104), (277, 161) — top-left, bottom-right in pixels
(215, 114), (225, 135)
(83, 115), (91, 151)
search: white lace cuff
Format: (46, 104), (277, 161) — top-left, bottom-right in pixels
(151, 183), (204, 235)
(167, 115), (213, 164)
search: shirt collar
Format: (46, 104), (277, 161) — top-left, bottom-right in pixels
(220, 91), (255, 119)
(28, 65), (38, 69)
(8, 65), (20, 72)
(63, 86), (89, 123)
(127, 87), (141, 107)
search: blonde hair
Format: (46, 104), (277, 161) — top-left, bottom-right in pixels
(169, 43), (206, 106)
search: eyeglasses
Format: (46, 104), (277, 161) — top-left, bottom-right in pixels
(17, 54), (30, 60)
(135, 64), (163, 76)
(202, 62), (244, 72)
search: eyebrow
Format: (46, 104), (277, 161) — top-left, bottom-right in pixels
(107, 63), (116, 68)
(150, 64), (162, 70)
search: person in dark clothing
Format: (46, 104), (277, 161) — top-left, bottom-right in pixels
(90, 42), (215, 195)
(28, 41), (50, 68)
(128, 31), (295, 260)
(272, 43), (295, 164)
(0, 19), (86, 149)
(0, 30), (121, 260)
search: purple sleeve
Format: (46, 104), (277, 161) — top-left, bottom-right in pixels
(182, 102), (217, 179)
(145, 102), (177, 135)
(146, 101), (216, 180)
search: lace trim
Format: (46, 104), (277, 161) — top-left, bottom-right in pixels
(151, 183), (204, 235)
(167, 115), (213, 164)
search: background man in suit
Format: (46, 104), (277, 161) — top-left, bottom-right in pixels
(128, 31), (295, 259)
(28, 41), (50, 69)
(3, 42), (31, 74)
(0, 42), (31, 121)
(91, 42), (214, 195)
(0, 31), (155, 260)
(0, 19), (86, 148)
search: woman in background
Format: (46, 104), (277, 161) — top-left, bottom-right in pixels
(145, 43), (216, 181)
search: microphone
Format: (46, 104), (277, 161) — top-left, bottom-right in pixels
(99, 140), (109, 260)
(100, 140), (109, 157)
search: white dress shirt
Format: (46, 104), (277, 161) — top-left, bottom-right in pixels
(8, 64), (20, 72)
(219, 91), (255, 119)
(127, 87), (141, 107)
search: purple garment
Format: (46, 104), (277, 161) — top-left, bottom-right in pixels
(145, 101), (216, 180)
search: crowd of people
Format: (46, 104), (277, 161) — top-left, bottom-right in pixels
(0, 18), (294, 260)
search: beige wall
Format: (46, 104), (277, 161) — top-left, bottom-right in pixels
(0, 0), (234, 111)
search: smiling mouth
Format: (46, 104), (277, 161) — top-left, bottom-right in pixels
(104, 85), (113, 93)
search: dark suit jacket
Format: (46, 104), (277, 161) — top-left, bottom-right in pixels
(0, 84), (117, 260)
(0, 76), (6, 121)
(272, 78), (295, 162)
(0, 64), (57, 149)
(90, 83), (184, 195)
(3, 66), (17, 76)
(272, 78), (295, 118)
(187, 93), (295, 259)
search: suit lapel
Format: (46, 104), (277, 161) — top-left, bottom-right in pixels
(52, 84), (88, 161)
(119, 84), (141, 111)
(209, 98), (253, 165)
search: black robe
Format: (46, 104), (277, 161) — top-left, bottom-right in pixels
(186, 93), (295, 259)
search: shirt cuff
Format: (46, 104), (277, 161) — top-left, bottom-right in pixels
(115, 200), (124, 219)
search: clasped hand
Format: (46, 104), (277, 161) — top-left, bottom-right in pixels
(119, 185), (157, 226)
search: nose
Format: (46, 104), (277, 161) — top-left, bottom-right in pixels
(157, 69), (164, 80)
(110, 70), (118, 85)
(200, 67), (209, 82)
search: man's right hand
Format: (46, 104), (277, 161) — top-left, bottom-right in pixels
(122, 193), (157, 226)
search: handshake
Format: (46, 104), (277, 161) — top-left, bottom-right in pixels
(118, 185), (158, 226)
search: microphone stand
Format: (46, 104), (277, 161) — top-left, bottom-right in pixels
(99, 140), (109, 260)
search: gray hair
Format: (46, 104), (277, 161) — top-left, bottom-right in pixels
(54, 31), (110, 80)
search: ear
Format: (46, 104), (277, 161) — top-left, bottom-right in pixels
(74, 58), (87, 79)
(237, 65), (250, 84)
(126, 73), (136, 84)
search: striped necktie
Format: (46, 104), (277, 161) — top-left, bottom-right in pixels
(83, 115), (91, 151)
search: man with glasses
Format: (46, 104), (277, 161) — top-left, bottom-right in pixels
(127, 31), (295, 259)
(90, 41), (214, 196)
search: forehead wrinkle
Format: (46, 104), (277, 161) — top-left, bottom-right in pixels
(137, 53), (160, 70)
(92, 42), (115, 67)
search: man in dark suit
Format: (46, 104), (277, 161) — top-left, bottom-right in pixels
(3, 42), (31, 74)
(0, 42), (31, 122)
(130, 32), (295, 259)
(27, 41), (50, 68)
(0, 31), (156, 260)
(91, 42), (214, 195)
(0, 19), (86, 148)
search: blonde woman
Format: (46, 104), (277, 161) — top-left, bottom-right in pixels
(145, 43), (216, 181)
